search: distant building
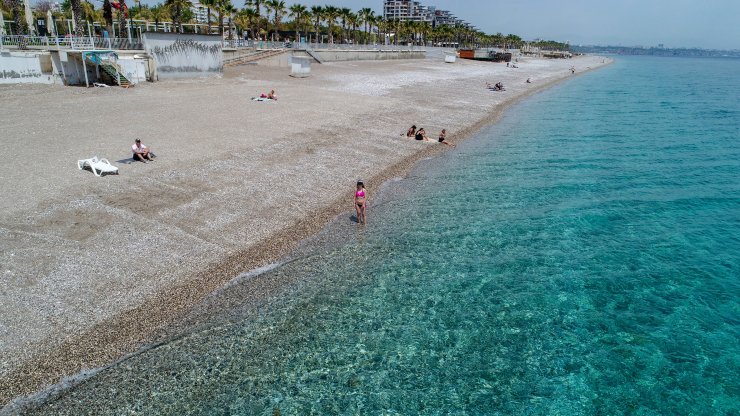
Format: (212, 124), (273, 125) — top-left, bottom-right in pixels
(190, 2), (211, 24)
(383, 0), (470, 28)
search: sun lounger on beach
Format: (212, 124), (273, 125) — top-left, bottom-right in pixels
(78, 156), (119, 176)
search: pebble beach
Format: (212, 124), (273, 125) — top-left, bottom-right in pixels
(0, 53), (610, 407)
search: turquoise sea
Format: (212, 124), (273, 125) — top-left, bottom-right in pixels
(26, 56), (740, 415)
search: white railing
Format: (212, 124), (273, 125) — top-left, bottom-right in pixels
(0, 35), (143, 50)
(2, 34), (423, 53)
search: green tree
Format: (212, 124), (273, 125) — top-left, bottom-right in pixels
(288, 3), (306, 43)
(323, 5), (338, 44)
(310, 5), (322, 43)
(150, 4), (170, 31)
(223, 1), (236, 39)
(102, 0), (113, 34)
(201, 0), (217, 33)
(358, 7), (373, 44)
(263, 0), (284, 41)
(8, 0), (28, 36)
(338, 6), (350, 43)
(345, 11), (358, 44)
(165, 0), (193, 32)
(243, 0), (261, 39)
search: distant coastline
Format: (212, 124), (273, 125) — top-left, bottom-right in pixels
(573, 45), (740, 59)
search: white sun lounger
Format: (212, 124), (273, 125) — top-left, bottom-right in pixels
(78, 156), (119, 176)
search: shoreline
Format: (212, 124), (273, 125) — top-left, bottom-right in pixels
(0, 55), (612, 408)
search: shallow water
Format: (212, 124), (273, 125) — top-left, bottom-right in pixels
(26, 56), (740, 415)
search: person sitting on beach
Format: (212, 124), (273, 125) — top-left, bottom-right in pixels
(526, 77), (532, 83)
(267, 90), (277, 100)
(354, 180), (367, 224)
(403, 125), (417, 138)
(415, 127), (430, 141)
(438, 129), (455, 147)
(132, 138), (154, 163)
(495, 82), (504, 91)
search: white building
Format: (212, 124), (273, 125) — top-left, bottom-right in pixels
(383, 0), (470, 28)
(190, 2), (211, 24)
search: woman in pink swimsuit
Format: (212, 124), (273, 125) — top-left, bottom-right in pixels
(354, 181), (367, 224)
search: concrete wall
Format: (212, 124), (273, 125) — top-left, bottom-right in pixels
(256, 49), (425, 68)
(143, 33), (222, 79)
(48, 51), (97, 86)
(0, 51), (54, 84)
(311, 49), (426, 62)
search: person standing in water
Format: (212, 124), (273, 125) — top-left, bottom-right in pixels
(354, 181), (367, 224)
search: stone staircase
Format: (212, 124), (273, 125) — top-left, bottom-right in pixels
(100, 61), (130, 87)
(223, 49), (286, 67)
(85, 53), (130, 87)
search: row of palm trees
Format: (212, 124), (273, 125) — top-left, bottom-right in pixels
(2, 0), (570, 50)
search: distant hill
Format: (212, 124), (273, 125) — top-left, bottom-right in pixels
(572, 45), (740, 59)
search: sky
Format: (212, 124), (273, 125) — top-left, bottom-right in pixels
(150, 0), (740, 50)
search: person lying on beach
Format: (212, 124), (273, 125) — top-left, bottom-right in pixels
(132, 138), (154, 163)
(402, 125), (417, 138)
(415, 127), (430, 141)
(252, 90), (277, 101)
(438, 129), (455, 147)
(354, 180), (367, 224)
(487, 82), (505, 91)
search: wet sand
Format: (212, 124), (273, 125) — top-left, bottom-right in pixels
(0, 54), (610, 407)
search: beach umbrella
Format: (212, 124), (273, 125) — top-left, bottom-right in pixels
(24, 0), (35, 34)
(47, 10), (55, 36)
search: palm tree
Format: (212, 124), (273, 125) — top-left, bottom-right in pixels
(323, 5), (339, 45)
(223, 1), (236, 39)
(165, 0), (193, 32)
(102, 0), (113, 35)
(358, 7), (373, 45)
(263, 0), (284, 41)
(80, 0), (100, 26)
(241, 7), (257, 39)
(346, 12), (358, 45)
(216, 0), (228, 36)
(117, 0), (128, 37)
(418, 21), (431, 46)
(369, 14), (382, 45)
(201, 0), (217, 33)
(7, 0), (28, 36)
(244, 0), (260, 39)
(288, 3), (306, 43)
(150, 4), (169, 31)
(338, 7), (350, 43)
(310, 5), (322, 44)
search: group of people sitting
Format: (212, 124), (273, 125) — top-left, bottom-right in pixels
(403, 125), (455, 147)
(487, 82), (505, 91)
